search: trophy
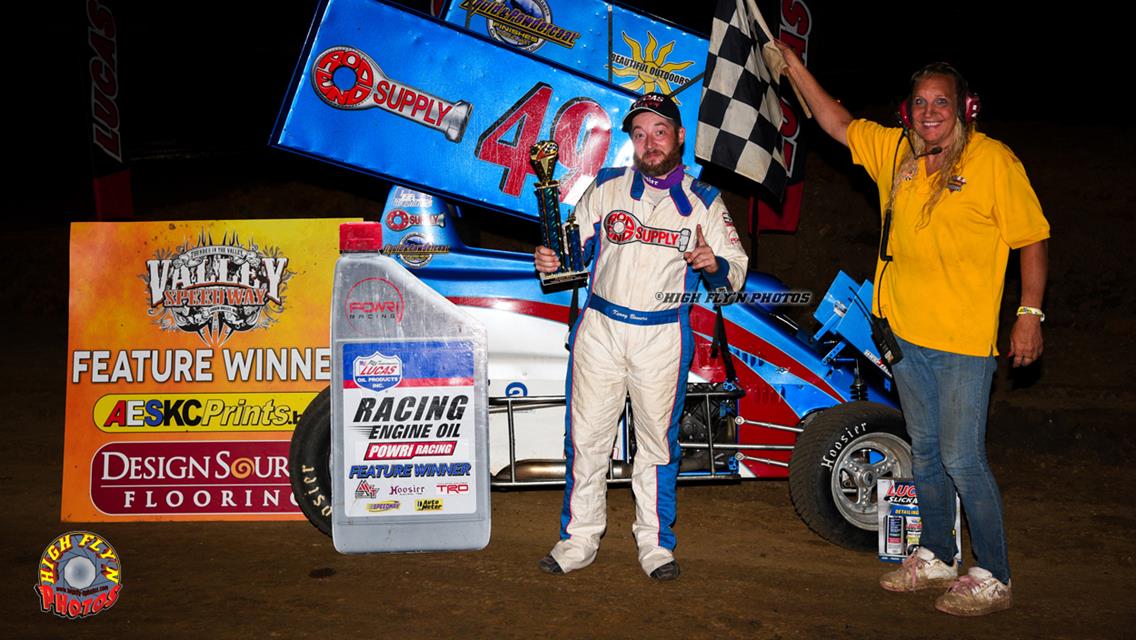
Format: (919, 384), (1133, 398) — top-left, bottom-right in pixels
(530, 140), (588, 288)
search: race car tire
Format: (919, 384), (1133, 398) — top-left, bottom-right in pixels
(289, 385), (333, 537)
(788, 402), (911, 551)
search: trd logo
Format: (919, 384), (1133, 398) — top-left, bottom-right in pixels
(437, 483), (469, 495)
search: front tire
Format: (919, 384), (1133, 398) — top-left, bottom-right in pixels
(789, 402), (911, 551)
(289, 386), (333, 537)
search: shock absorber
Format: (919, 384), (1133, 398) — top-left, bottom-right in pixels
(850, 359), (868, 402)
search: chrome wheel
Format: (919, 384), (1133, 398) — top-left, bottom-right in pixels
(829, 432), (913, 531)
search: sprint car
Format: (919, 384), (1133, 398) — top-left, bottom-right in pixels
(288, 185), (913, 551)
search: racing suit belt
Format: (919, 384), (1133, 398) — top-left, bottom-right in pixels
(586, 293), (679, 325)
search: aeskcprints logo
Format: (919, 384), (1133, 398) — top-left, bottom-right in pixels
(144, 232), (293, 346)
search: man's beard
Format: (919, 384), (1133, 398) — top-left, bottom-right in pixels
(634, 144), (683, 177)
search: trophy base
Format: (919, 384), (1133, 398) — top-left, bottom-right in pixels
(539, 269), (589, 291)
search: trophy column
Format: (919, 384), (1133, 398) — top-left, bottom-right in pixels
(530, 141), (588, 288)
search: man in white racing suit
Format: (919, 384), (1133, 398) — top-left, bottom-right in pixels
(534, 92), (748, 580)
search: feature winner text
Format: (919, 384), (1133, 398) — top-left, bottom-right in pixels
(348, 462), (472, 478)
(72, 347), (331, 383)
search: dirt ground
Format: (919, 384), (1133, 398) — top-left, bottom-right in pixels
(5, 118), (1135, 639)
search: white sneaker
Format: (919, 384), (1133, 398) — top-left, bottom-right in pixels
(935, 567), (1012, 616)
(880, 547), (958, 592)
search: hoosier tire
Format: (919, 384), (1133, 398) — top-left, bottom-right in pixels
(789, 401), (911, 551)
(289, 385), (333, 537)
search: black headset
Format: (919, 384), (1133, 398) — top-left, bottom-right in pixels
(897, 62), (980, 128)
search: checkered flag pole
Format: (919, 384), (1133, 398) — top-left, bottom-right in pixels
(696, 0), (787, 197)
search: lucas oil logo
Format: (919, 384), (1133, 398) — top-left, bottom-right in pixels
(603, 211), (691, 251)
(886, 482), (919, 505)
(353, 351), (403, 392)
(144, 232), (292, 347)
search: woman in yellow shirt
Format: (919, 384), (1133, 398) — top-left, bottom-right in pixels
(775, 42), (1049, 617)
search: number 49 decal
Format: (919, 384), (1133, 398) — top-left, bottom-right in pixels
(475, 83), (611, 200)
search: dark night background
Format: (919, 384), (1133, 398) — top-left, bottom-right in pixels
(11, 1), (1119, 222)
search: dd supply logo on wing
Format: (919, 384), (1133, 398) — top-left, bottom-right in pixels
(35, 531), (123, 619)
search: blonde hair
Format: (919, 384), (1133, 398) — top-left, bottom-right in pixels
(885, 70), (973, 229)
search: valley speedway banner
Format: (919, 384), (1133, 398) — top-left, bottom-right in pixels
(63, 219), (355, 521)
(273, 0), (706, 220)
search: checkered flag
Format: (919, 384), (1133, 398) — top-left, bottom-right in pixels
(696, 0), (787, 197)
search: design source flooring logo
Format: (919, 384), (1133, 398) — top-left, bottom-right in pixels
(35, 531), (123, 619)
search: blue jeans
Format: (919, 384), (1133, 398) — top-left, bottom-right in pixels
(892, 336), (1009, 584)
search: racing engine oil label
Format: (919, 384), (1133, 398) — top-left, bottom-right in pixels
(340, 340), (477, 518)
